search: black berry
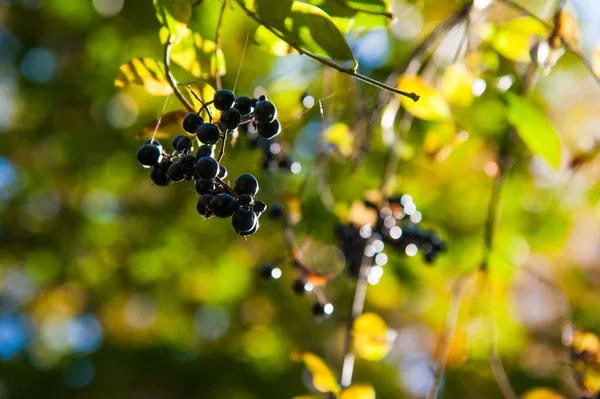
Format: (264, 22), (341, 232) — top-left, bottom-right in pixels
(180, 154), (196, 169)
(312, 302), (333, 318)
(196, 145), (214, 158)
(210, 193), (235, 218)
(292, 279), (310, 295)
(213, 89), (235, 111)
(253, 200), (267, 214)
(237, 220), (259, 236)
(196, 194), (214, 217)
(238, 194), (253, 208)
(182, 112), (204, 133)
(254, 100), (277, 124)
(257, 119), (281, 140)
(259, 264), (280, 280)
(167, 161), (186, 182)
(232, 208), (257, 232)
(233, 173), (259, 197)
(144, 138), (162, 149)
(269, 203), (285, 220)
(195, 178), (215, 195)
(149, 161), (171, 186)
(220, 108), (242, 131)
(195, 156), (219, 179)
(234, 96), (253, 116)
(218, 165), (228, 179)
(173, 135), (193, 152)
(196, 123), (220, 145)
(136, 144), (162, 167)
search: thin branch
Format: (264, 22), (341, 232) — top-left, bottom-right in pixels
(217, 132), (227, 163)
(497, 0), (552, 28)
(164, 37), (195, 112)
(215, 0), (228, 90)
(335, 0), (394, 19)
(426, 273), (474, 399)
(233, 0), (420, 101)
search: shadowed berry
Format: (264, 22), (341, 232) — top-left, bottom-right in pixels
(150, 161), (171, 186)
(312, 302), (333, 318)
(220, 108), (242, 131)
(237, 220), (259, 236)
(180, 154), (196, 169)
(257, 119), (281, 140)
(143, 139), (162, 150)
(253, 201), (267, 214)
(196, 194), (214, 217)
(196, 123), (220, 145)
(196, 145), (214, 158)
(136, 144), (162, 167)
(195, 178), (215, 195)
(238, 194), (253, 208)
(195, 156), (219, 179)
(167, 162), (185, 182)
(210, 193), (235, 218)
(292, 279), (311, 295)
(233, 173), (259, 196)
(213, 89), (235, 111)
(232, 208), (257, 232)
(173, 135), (193, 152)
(218, 165), (227, 179)
(259, 264), (280, 280)
(234, 96), (253, 116)
(182, 112), (204, 133)
(254, 100), (277, 124)
(269, 203), (285, 220)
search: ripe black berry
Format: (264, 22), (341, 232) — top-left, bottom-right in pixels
(182, 112), (204, 133)
(196, 145), (214, 158)
(234, 96), (253, 116)
(220, 108), (242, 131)
(237, 220), (259, 236)
(149, 161), (171, 186)
(257, 119), (281, 140)
(238, 194), (253, 208)
(196, 194), (214, 217)
(195, 156), (219, 179)
(312, 302), (333, 318)
(254, 100), (277, 124)
(278, 156), (293, 171)
(180, 154), (196, 169)
(233, 173), (259, 197)
(195, 178), (215, 195)
(259, 264), (281, 280)
(167, 161), (185, 182)
(172, 135), (193, 152)
(144, 138), (162, 150)
(253, 200), (267, 214)
(213, 89), (235, 111)
(136, 144), (162, 167)
(232, 208), (257, 232)
(292, 279), (310, 295)
(196, 123), (220, 145)
(218, 165), (227, 179)
(210, 193), (235, 218)
(268, 203), (285, 220)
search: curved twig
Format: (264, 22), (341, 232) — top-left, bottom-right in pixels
(214, 0), (228, 90)
(163, 37), (195, 112)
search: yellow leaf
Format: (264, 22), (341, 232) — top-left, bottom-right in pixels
(440, 64), (475, 107)
(137, 110), (187, 140)
(114, 58), (172, 96)
(186, 83), (216, 116)
(323, 123), (354, 157)
(554, 11), (578, 47)
(521, 388), (565, 399)
(291, 352), (340, 394)
(352, 312), (393, 361)
(492, 17), (548, 62)
(339, 384), (376, 399)
(398, 74), (452, 121)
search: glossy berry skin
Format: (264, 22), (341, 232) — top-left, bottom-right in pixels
(268, 203), (285, 220)
(173, 135), (193, 152)
(182, 112), (204, 133)
(258, 264), (277, 280)
(144, 138), (162, 150)
(136, 144), (162, 167)
(312, 302), (333, 318)
(213, 89), (235, 111)
(196, 194), (214, 217)
(210, 193), (235, 218)
(233, 173), (259, 197)
(254, 100), (277, 124)
(218, 165), (227, 179)
(167, 162), (186, 182)
(238, 220), (259, 237)
(232, 208), (257, 232)
(195, 156), (219, 179)
(257, 119), (281, 140)
(195, 178), (215, 195)
(180, 154), (196, 169)
(149, 161), (171, 186)
(196, 123), (220, 145)
(234, 96), (253, 116)
(253, 201), (267, 214)
(292, 279), (309, 295)
(238, 194), (253, 208)
(196, 145), (214, 159)
(220, 108), (242, 131)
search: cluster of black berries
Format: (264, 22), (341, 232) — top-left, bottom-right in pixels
(338, 195), (446, 277)
(257, 204), (334, 319)
(135, 89), (278, 236)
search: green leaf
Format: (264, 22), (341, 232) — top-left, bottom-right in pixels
(243, 0), (357, 68)
(253, 25), (296, 56)
(154, 0), (192, 43)
(491, 17), (548, 62)
(504, 92), (561, 169)
(114, 58), (172, 96)
(256, 0), (294, 26)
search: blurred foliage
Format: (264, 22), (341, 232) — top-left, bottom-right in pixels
(0, 0), (600, 398)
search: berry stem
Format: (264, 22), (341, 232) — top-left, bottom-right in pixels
(163, 36), (195, 113)
(214, 0), (228, 90)
(217, 131), (228, 163)
(233, 0), (420, 101)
